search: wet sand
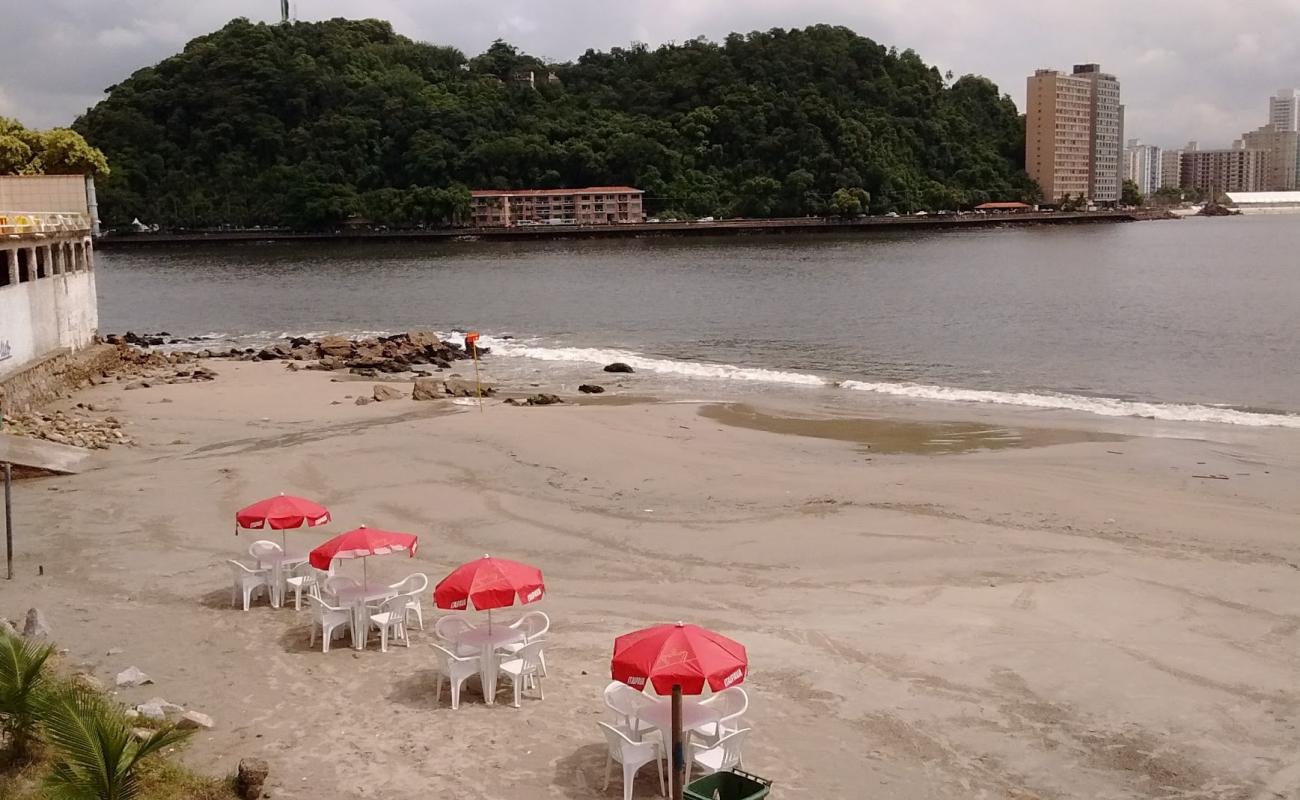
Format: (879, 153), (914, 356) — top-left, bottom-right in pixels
(0, 360), (1298, 799)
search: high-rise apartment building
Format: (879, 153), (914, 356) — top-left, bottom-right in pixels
(1269, 89), (1300, 133)
(1180, 149), (1268, 194)
(1025, 64), (1122, 205)
(1240, 123), (1299, 191)
(1123, 139), (1162, 197)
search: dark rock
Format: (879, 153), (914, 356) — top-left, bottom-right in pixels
(349, 367), (378, 378)
(287, 336), (313, 348)
(373, 384), (404, 402)
(578, 384), (605, 394)
(354, 396), (372, 406)
(23, 608), (51, 639)
(524, 394), (563, 406)
(236, 758), (270, 800)
(603, 362), (635, 373)
(412, 377), (442, 401)
(444, 378), (495, 397)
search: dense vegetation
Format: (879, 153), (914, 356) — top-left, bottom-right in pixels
(0, 119), (109, 177)
(74, 18), (1037, 229)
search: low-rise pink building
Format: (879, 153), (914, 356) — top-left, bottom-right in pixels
(470, 187), (645, 227)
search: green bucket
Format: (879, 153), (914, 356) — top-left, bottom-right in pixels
(683, 768), (772, 800)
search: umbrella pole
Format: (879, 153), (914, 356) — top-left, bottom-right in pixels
(672, 684), (684, 799)
(363, 556), (368, 587)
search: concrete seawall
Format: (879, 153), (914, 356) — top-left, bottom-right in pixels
(95, 210), (1167, 249)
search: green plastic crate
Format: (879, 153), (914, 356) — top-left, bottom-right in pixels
(684, 768), (772, 800)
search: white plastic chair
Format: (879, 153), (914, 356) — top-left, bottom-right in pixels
(367, 595), (410, 653)
(284, 563), (327, 611)
(387, 573), (428, 630)
(430, 643), (480, 710)
(604, 681), (658, 739)
(598, 721), (665, 800)
(686, 728), (751, 785)
(306, 595), (352, 654)
(249, 540), (286, 607)
(434, 614), (478, 656)
(497, 640), (545, 708)
(692, 687), (749, 747)
(500, 611), (550, 674)
(322, 575), (359, 605)
(227, 560), (271, 611)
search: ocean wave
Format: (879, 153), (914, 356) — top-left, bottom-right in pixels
(839, 380), (1300, 428)
(463, 335), (830, 387)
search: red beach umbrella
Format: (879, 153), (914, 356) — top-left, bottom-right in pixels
(309, 525), (418, 583)
(611, 622), (747, 696)
(434, 555), (545, 612)
(235, 494), (331, 547)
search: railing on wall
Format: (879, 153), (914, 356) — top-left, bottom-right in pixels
(0, 212), (92, 236)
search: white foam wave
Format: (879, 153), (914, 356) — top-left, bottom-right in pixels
(468, 335), (828, 387)
(840, 380), (1300, 428)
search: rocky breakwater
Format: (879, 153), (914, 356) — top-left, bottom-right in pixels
(176, 330), (481, 377)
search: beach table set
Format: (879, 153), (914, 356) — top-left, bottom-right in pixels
(224, 493), (760, 798)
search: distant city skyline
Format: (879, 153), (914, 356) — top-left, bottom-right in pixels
(0, 0), (1296, 149)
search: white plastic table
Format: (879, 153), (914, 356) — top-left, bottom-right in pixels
(255, 552), (309, 608)
(455, 625), (526, 705)
(635, 697), (720, 796)
(333, 583), (397, 650)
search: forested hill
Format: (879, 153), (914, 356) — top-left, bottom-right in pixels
(74, 18), (1037, 229)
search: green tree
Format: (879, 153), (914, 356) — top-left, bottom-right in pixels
(0, 118), (109, 177)
(829, 187), (870, 218)
(1120, 179), (1144, 207)
(40, 685), (194, 800)
(0, 630), (55, 762)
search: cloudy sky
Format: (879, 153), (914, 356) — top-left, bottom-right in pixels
(2, 0), (1297, 148)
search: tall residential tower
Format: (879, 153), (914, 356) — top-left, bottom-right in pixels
(1269, 89), (1299, 133)
(1025, 64), (1123, 205)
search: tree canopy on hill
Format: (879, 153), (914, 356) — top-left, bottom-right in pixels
(73, 18), (1037, 229)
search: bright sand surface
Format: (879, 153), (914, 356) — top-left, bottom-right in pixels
(1, 360), (1298, 799)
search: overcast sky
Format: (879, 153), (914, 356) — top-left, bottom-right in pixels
(2, 0), (1297, 148)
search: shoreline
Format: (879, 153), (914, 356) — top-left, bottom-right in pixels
(0, 359), (1297, 798)
(93, 209), (1170, 249)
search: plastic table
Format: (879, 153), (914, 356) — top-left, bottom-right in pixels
(333, 583), (397, 649)
(455, 625), (526, 705)
(636, 698), (720, 796)
(255, 551), (309, 608)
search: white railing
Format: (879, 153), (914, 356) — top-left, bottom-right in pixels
(0, 211), (91, 236)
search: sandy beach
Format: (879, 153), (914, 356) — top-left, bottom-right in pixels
(1, 359), (1298, 799)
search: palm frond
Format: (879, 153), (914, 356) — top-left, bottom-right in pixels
(40, 685), (195, 800)
(0, 629), (55, 759)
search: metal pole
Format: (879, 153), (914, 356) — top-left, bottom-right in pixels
(671, 684), (684, 799)
(4, 461), (12, 580)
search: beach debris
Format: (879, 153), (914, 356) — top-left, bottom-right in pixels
(1192, 474), (1230, 480)
(412, 377), (442, 401)
(115, 666), (153, 687)
(131, 728), (153, 741)
(354, 396), (372, 406)
(578, 384), (605, 394)
(444, 378), (495, 397)
(372, 384), (405, 402)
(236, 757), (270, 800)
(22, 608), (51, 639)
(0, 618), (17, 637)
(178, 710), (215, 730)
(107, 647), (124, 655)
(603, 362), (635, 373)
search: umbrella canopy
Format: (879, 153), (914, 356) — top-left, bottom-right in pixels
(612, 622), (747, 695)
(434, 555), (544, 611)
(236, 494), (331, 533)
(309, 525), (418, 571)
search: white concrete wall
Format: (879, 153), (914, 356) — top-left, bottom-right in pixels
(0, 175), (90, 215)
(0, 239), (98, 381)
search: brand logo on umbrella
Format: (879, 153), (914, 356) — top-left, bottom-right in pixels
(450, 599), (467, 609)
(526, 588), (543, 602)
(722, 668), (744, 687)
(627, 676), (646, 687)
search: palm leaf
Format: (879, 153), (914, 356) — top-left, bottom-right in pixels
(0, 628), (55, 759)
(40, 685), (194, 800)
